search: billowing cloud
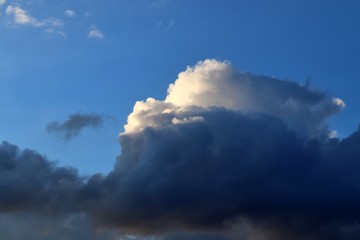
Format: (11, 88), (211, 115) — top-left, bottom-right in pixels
(0, 141), (82, 213)
(2, 60), (360, 240)
(46, 113), (105, 141)
(88, 25), (104, 39)
(5, 5), (63, 27)
(64, 9), (76, 18)
(125, 60), (344, 139)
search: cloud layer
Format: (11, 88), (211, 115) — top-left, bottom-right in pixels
(2, 60), (360, 240)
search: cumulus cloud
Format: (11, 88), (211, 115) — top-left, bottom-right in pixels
(46, 113), (105, 141)
(5, 5), (63, 28)
(64, 9), (76, 18)
(3, 59), (360, 240)
(88, 25), (104, 39)
(0, 142), (82, 213)
(125, 60), (344, 140)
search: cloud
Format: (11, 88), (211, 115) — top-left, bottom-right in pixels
(3, 59), (360, 239)
(46, 113), (105, 141)
(125, 60), (343, 140)
(5, 5), (63, 28)
(45, 28), (67, 39)
(152, 0), (168, 8)
(88, 25), (104, 39)
(64, 9), (76, 18)
(0, 213), (120, 240)
(0, 141), (82, 213)
(0, 0), (5, 6)
(157, 19), (175, 30)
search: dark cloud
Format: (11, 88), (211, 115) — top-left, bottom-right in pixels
(46, 113), (105, 141)
(0, 141), (83, 214)
(84, 108), (360, 240)
(1, 60), (360, 239)
(0, 213), (119, 240)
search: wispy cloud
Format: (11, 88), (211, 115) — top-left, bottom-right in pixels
(0, 0), (6, 6)
(157, 19), (175, 30)
(151, 0), (168, 8)
(45, 28), (67, 39)
(5, 5), (63, 28)
(64, 9), (75, 18)
(87, 25), (104, 39)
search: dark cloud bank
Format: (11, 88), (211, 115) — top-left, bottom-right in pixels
(1, 60), (360, 240)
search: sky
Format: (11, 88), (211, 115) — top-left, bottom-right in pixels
(1, 0), (360, 239)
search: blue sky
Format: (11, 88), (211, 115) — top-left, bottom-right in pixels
(2, 1), (360, 239)
(2, 0), (360, 175)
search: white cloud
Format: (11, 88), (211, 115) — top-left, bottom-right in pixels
(6, 5), (63, 28)
(6, 5), (38, 26)
(64, 9), (75, 18)
(0, 0), (6, 6)
(333, 97), (346, 108)
(87, 26), (104, 39)
(124, 59), (345, 138)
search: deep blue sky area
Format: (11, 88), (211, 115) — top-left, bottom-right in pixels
(1, 0), (360, 174)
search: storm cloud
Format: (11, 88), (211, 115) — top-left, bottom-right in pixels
(1, 60), (360, 239)
(46, 113), (105, 141)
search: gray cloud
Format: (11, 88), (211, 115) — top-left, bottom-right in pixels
(0, 141), (82, 213)
(0, 213), (119, 240)
(46, 113), (105, 141)
(2, 60), (360, 239)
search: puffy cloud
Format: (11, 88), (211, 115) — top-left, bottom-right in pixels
(0, 141), (82, 213)
(5, 5), (63, 27)
(65, 9), (76, 18)
(46, 113), (105, 141)
(126, 59), (344, 139)
(88, 25), (104, 39)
